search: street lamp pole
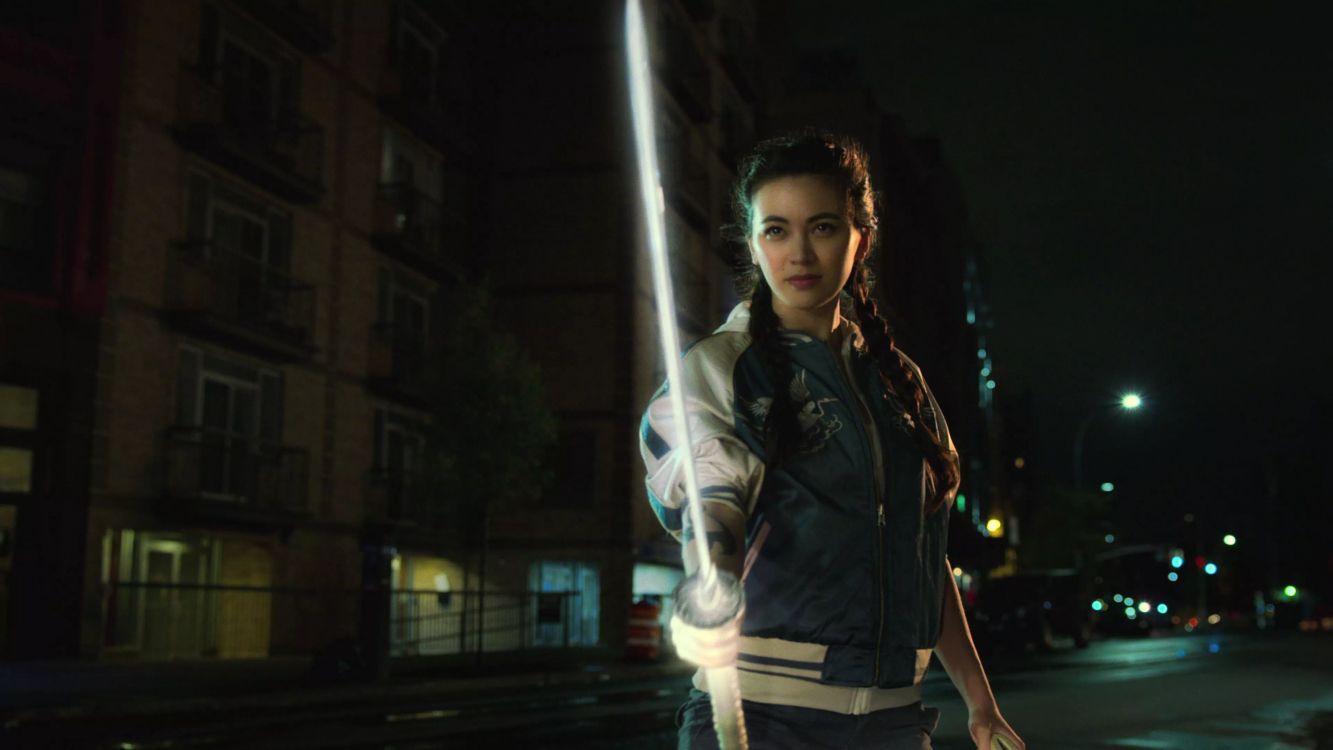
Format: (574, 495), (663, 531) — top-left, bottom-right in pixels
(1072, 393), (1143, 492)
(1072, 411), (1098, 492)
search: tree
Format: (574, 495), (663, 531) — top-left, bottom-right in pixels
(422, 277), (558, 537)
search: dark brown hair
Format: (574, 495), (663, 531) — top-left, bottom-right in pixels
(722, 130), (959, 515)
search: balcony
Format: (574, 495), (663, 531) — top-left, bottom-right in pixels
(367, 321), (434, 406)
(719, 18), (758, 103)
(166, 240), (317, 362)
(379, 62), (472, 157)
(176, 63), (324, 204)
(372, 182), (461, 277)
(162, 427), (309, 527)
(365, 468), (438, 529)
(233, 0), (334, 55)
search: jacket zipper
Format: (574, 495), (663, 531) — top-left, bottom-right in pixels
(826, 340), (888, 684)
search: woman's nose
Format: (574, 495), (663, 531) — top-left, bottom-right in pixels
(793, 234), (816, 262)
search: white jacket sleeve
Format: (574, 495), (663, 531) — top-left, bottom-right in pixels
(639, 340), (766, 541)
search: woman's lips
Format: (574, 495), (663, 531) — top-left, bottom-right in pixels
(787, 275), (821, 289)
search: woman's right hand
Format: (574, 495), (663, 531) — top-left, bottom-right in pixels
(669, 606), (744, 668)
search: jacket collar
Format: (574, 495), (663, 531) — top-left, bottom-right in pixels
(718, 295), (867, 354)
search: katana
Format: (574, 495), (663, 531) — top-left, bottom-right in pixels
(624, 1), (748, 747)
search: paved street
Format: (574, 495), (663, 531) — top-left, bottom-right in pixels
(3, 632), (1331, 748)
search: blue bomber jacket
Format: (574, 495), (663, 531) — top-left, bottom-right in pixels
(640, 300), (955, 711)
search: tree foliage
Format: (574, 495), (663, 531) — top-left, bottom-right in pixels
(422, 278), (557, 536)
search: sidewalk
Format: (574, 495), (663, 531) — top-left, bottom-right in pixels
(0, 647), (695, 727)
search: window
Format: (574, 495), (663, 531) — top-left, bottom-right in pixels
(187, 171), (292, 271)
(373, 407), (429, 522)
(374, 408), (426, 476)
(199, 4), (299, 134)
(380, 127), (443, 201)
(0, 384), (38, 430)
(377, 269), (430, 356)
(528, 560), (600, 647)
(177, 348), (282, 500)
(393, 1), (446, 104)
(0, 384), (38, 495)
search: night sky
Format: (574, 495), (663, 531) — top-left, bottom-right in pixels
(775, 2), (1333, 539)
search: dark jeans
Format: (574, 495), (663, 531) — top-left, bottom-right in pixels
(676, 689), (940, 749)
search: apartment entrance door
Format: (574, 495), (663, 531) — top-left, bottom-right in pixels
(139, 536), (213, 659)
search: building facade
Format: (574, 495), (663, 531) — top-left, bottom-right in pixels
(470, 0), (766, 648)
(1, 0), (772, 662)
(0, 0), (510, 661)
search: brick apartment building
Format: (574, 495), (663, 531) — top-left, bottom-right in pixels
(1, 0), (1005, 664)
(0, 0), (768, 662)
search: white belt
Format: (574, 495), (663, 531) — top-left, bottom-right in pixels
(692, 636), (931, 716)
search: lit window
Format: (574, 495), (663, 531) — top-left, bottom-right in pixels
(0, 447), (33, 493)
(0, 384), (38, 429)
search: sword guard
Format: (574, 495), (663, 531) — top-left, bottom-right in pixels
(673, 569), (744, 628)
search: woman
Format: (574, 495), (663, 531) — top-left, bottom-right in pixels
(639, 132), (1024, 749)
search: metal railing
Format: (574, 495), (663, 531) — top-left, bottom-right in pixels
(177, 62), (324, 200)
(102, 581), (354, 660)
(367, 320), (433, 400)
(170, 239), (316, 349)
(364, 467), (435, 527)
(163, 426), (309, 514)
(389, 589), (586, 657)
(99, 582), (587, 662)
(372, 181), (451, 269)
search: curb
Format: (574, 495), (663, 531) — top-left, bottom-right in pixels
(0, 660), (697, 729)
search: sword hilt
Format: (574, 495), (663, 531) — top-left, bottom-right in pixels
(674, 571), (748, 750)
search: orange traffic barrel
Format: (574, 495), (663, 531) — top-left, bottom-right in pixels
(626, 598), (662, 661)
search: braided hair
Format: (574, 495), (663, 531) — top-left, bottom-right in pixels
(722, 130), (960, 515)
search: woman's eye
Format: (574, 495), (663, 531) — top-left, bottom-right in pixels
(814, 222), (836, 233)
(762, 226), (784, 238)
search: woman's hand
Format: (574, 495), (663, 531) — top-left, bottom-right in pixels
(668, 606), (743, 668)
(968, 702), (1024, 750)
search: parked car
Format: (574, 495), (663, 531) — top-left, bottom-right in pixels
(969, 570), (1092, 653)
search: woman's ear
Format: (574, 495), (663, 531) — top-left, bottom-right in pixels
(855, 229), (872, 264)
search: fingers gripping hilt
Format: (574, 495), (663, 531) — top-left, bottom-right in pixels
(674, 571), (748, 750)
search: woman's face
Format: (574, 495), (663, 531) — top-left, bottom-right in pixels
(748, 175), (866, 326)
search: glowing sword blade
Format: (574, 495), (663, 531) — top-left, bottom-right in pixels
(624, 1), (747, 748)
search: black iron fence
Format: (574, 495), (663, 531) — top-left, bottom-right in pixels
(100, 582), (585, 662)
(388, 589), (586, 657)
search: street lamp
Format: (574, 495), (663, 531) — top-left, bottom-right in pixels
(1073, 391), (1144, 491)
